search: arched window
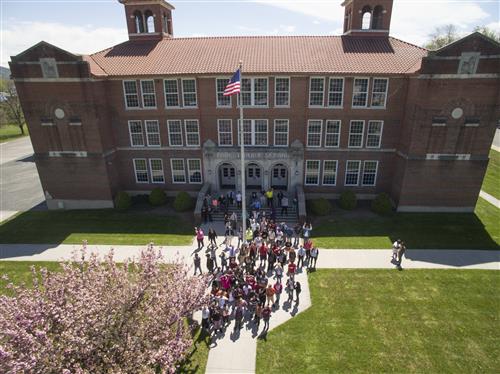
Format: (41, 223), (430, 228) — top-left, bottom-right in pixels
(163, 13), (168, 33)
(145, 10), (155, 33)
(134, 10), (144, 33)
(372, 6), (383, 29)
(361, 6), (372, 30)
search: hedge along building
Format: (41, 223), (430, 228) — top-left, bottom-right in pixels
(9, 0), (500, 212)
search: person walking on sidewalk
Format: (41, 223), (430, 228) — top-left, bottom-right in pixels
(193, 253), (202, 275)
(273, 280), (283, 307)
(397, 241), (407, 268)
(297, 245), (305, 269)
(392, 239), (401, 263)
(310, 247), (319, 269)
(195, 227), (205, 250)
(262, 305), (272, 332)
(208, 228), (218, 247)
(294, 281), (302, 304)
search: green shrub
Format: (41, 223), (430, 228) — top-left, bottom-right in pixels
(131, 194), (149, 205)
(339, 190), (357, 210)
(371, 193), (393, 215)
(173, 191), (194, 212)
(149, 188), (167, 206)
(309, 198), (333, 216)
(114, 191), (131, 211)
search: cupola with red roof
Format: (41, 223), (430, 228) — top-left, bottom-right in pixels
(119, 0), (175, 41)
(342, 0), (393, 37)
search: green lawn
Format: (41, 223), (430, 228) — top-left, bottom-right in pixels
(0, 261), (210, 372)
(313, 198), (499, 249)
(0, 124), (28, 142)
(482, 150), (500, 199)
(257, 270), (499, 373)
(0, 210), (193, 246)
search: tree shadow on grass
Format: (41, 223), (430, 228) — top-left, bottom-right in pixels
(176, 326), (211, 374)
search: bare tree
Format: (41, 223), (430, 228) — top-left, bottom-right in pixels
(0, 79), (25, 135)
(423, 24), (460, 50)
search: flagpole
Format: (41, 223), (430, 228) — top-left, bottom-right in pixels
(238, 60), (247, 243)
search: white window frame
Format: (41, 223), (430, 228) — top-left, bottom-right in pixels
(304, 160), (321, 186)
(217, 119), (233, 146)
(187, 158), (203, 184)
(181, 78), (198, 108)
(344, 160), (361, 186)
(325, 120), (341, 148)
(348, 120), (365, 148)
(145, 120), (160, 147)
(273, 119), (289, 147)
(361, 160), (379, 186)
(140, 80), (157, 109)
(352, 77), (369, 108)
(216, 77), (232, 108)
(322, 160), (338, 186)
(327, 77), (344, 108)
(164, 79), (180, 108)
(307, 120), (323, 148)
(184, 119), (200, 147)
(309, 77), (325, 107)
(128, 120), (144, 147)
(170, 158), (186, 184)
(167, 120), (183, 147)
(366, 120), (383, 148)
(149, 158), (165, 184)
(123, 80), (140, 109)
(371, 78), (389, 109)
(237, 119), (268, 146)
(274, 77), (290, 107)
(239, 77), (268, 107)
(133, 158), (149, 183)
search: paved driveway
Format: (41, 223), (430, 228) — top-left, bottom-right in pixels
(0, 137), (45, 221)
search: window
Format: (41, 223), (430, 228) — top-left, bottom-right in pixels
(149, 159), (165, 183)
(305, 160), (320, 185)
(352, 78), (369, 107)
(371, 78), (388, 108)
(240, 78), (268, 106)
(366, 121), (383, 148)
(274, 119), (289, 147)
(128, 120), (144, 147)
(133, 159), (148, 183)
(123, 80), (140, 109)
(322, 160), (338, 186)
(216, 78), (231, 107)
(348, 120), (364, 148)
(145, 120), (160, 146)
(167, 120), (183, 146)
(185, 120), (200, 146)
(362, 161), (378, 186)
(164, 79), (179, 107)
(307, 120), (323, 147)
(309, 77), (325, 106)
(182, 79), (197, 107)
(275, 77), (290, 107)
(345, 160), (361, 186)
(171, 159), (186, 183)
(188, 159), (203, 184)
(238, 119), (268, 146)
(141, 80), (156, 108)
(328, 78), (344, 107)
(325, 120), (341, 148)
(218, 119), (232, 146)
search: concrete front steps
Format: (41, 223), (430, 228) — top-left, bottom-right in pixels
(207, 205), (299, 226)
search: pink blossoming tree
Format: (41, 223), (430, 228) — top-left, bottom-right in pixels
(0, 246), (208, 373)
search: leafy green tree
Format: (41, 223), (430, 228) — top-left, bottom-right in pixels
(473, 26), (500, 42)
(423, 24), (460, 50)
(0, 79), (25, 135)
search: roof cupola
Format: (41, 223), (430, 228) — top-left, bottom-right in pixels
(341, 0), (393, 37)
(119, 0), (174, 41)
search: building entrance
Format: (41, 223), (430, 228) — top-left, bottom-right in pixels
(271, 164), (288, 190)
(219, 163), (236, 188)
(246, 163), (262, 189)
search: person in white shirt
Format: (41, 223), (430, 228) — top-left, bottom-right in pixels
(297, 245), (305, 268)
(236, 191), (242, 208)
(392, 239), (401, 262)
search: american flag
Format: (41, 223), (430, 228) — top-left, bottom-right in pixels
(223, 69), (241, 96)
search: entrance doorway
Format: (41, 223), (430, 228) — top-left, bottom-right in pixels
(246, 163), (262, 189)
(271, 164), (288, 189)
(220, 163), (236, 188)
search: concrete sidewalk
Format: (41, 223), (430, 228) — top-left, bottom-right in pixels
(480, 190), (500, 209)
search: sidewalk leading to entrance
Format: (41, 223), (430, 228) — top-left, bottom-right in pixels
(480, 190), (500, 209)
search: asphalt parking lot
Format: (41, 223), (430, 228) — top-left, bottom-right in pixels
(0, 137), (45, 221)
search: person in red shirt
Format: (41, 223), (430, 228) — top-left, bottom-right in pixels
(259, 243), (268, 268)
(287, 261), (297, 277)
(273, 281), (283, 307)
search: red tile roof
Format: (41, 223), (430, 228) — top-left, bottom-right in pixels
(88, 35), (427, 77)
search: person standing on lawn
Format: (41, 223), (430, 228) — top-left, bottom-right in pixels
(195, 227), (205, 250)
(193, 253), (202, 275)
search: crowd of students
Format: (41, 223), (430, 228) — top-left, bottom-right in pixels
(193, 211), (318, 336)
